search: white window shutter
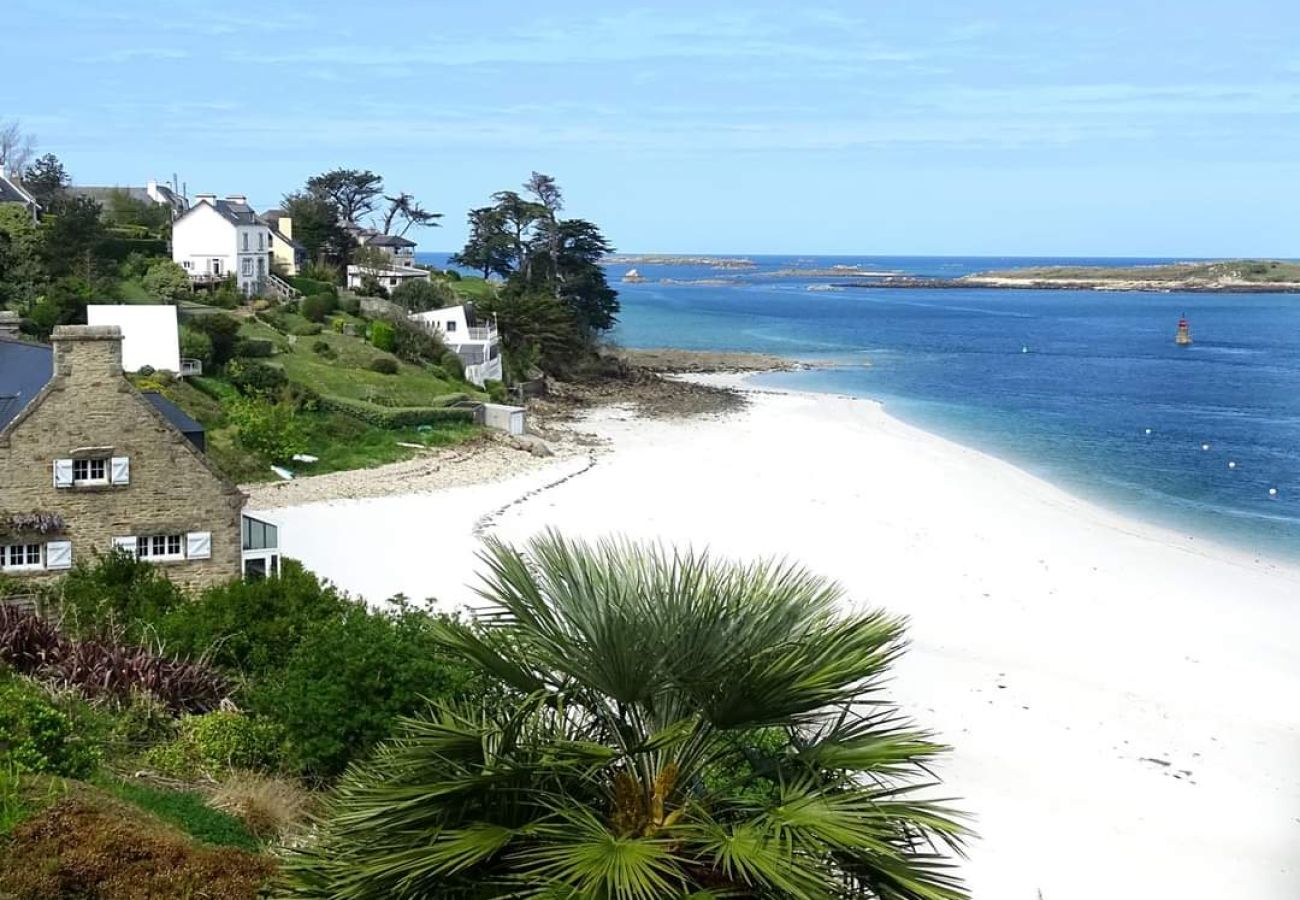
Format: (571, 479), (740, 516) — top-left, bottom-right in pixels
(110, 457), (130, 485)
(111, 536), (137, 556)
(45, 541), (72, 570)
(53, 458), (73, 488)
(186, 531), (211, 560)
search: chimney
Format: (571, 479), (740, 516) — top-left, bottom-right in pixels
(51, 325), (123, 385)
(0, 311), (19, 339)
(225, 194), (247, 204)
(194, 192), (216, 205)
(279, 216), (293, 240)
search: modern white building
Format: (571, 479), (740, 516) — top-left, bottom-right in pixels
(346, 264), (431, 294)
(171, 194), (272, 295)
(411, 304), (503, 386)
(86, 305), (182, 374)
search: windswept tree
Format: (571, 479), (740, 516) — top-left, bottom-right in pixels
(0, 119), (35, 175)
(489, 189), (546, 275)
(524, 171), (563, 290)
(305, 168), (384, 225)
(380, 191), (441, 237)
(277, 533), (970, 899)
(449, 206), (515, 279)
(22, 153), (69, 211)
(282, 191), (349, 268)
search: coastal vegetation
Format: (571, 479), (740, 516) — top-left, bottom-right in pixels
(969, 259), (1300, 284)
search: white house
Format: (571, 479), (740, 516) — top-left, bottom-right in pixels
(86, 305), (182, 374)
(172, 194), (272, 295)
(411, 304), (503, 386)
(346, 264), (431, 294)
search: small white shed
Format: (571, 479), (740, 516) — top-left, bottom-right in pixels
(86, 305), (181, 373)
(483, 403), (526, 436)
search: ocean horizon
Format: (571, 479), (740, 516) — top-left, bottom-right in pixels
(422, 252), (1300, 562)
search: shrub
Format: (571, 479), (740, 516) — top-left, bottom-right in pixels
(290, 321), (322, 336)
(369, 319), (395, 351)
(227, 360), (287, 398)
(248, 601), (476, 778)
(209, 773), (311, 839)
(141, 260), (191, 302)
(228, 398), (305, 463)
(186, 313), (242, 365)
(300, 295), (328, 323)
(317, 395), (476, 429)
(339, 295), (360, 316)
(358, 274), (388, 298)
(389, 315), (448, 365)
(287, 275), (338, 300)
(368, 356), (398, 375)
(331, 317), (345, 333)
(143, 712), (284, 778)
(56, 549), (187, 640)
(179, 327), (214, 369)
(0, 675), (98, 778)
(390, 278), (456, 312)
(233, 338), (274, 358)
(301, 261), (339, 285)
(444, 268), (461, 281)
(484, 379), (508, 403)
(439, 349), (466, 380)
(159, 560), (348, 679)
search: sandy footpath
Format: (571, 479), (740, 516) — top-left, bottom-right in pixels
(253, 381), (1300, 900)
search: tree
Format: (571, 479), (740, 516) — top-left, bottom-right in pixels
(523, 171), (563, 291)
(489, 190), (546, 277)
(21, 153), (68, 211)
(305, 168), (383, 225)
(390, 277), (456, 312)
(536, 217), (619, 333)
(0, 119), (35, 175)
(282, 191), (348, 269)
(379, 192), (441, 237)
(480, 290), (584, 378)
(103, 187), (170, 236)
(0, 204), (46, 307)
(141, 260), (191, 301)
(449, 206), (515, 279)
(40, 195), (107, 282)
(277, 533), (970, 899)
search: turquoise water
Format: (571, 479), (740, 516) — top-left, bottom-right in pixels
(599, 256), (1300, 561)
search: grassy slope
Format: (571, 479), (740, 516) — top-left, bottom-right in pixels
(449, 275), (496, 301)
(972, 259), (1300, 283)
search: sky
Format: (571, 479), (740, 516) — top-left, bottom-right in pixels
(3, 0), (1298, 257)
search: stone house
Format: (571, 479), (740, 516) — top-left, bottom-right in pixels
(0, 321), (272, 590)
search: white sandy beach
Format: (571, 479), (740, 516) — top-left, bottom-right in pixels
(255, 381), (1300, 900)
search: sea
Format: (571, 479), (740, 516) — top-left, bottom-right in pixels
(422, 253), (1300, 562)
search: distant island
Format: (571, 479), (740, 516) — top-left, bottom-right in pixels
(605, 254), (757, 269)
(851, 260), (1300, 293)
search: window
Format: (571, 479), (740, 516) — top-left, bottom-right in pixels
(243, 232), (249, 250)
(258, 233), (264, 250)
(256, 257), (265, 276)
(446, 321), (457, 332)
(182, 260), (192, 270)
(242, 258), (253, 276)
(72, 458), (107, 485)
(0, 543), (42, 571)
(137, 534), (184, 560)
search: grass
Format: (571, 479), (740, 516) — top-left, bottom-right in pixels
(974, 259), (1300, 283)
(95, 777), (260, 851)
(449, 275), (497, 301)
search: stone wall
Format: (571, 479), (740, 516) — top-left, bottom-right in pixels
(0, 326), (244, 591)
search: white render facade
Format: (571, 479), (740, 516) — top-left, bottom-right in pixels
(411, 304), (503, 386)
(171, 195), (272, 295)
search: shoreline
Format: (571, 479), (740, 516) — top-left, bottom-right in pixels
(256, 378), (1300, 899)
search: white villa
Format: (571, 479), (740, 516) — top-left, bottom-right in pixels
(411, 304), (503, 386)
(346, 264), (431, 295)
(172, 194), (273, 295)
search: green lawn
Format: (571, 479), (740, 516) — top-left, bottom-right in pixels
(449, 275), (497, 301)
(96, 777), (260, 850)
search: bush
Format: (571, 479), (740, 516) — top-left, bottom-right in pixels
(154, 561), (343, 682)
(137, 364), (155, 377)
(317, 395), (477, 429)
(290, 321), (322, 336)
(143, 712), (284, 778)
(390, 278), (456, 312)
(248, 601), (476, 778)
(186, 313), (242, 365)
(141, 260), (191, 302)
(484, 379), (508, 403)
(287, 275), (338, 300)
(179, 327), (214, 369)
(209, 773), (311, 839)
(439, 350), (466, 381)
(443, 268), (461, 281)
(56, 550), (187, 640)
(300, 295), (328, 323)
(369, 319), (395, 352)
(331, 317), (345, 333)
(358, 274), (388, 299)
(233, 338), (274, 359)
(227, 398), (304, 463)
(227, 360), (287, 398)
(311, 340), (335, 360)
(368, 356), (398, 375)
(339, 295), (361, 316)
(0, 675), (98, 778)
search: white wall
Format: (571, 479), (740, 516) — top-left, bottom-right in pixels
(172, 203), (271, 294)
(86, 305), (181, 373)
(412, 304), (470, 338)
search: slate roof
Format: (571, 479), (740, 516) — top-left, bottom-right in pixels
(0, 173), (38, 208)
(176, 197), (263, 228)
(0, 338), (206, 450)
(367, 233), (417, 248)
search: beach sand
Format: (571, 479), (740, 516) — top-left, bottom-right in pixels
(255, 380), (1300, 900)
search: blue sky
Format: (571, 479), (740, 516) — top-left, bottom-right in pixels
(4, 0), (1298, 256)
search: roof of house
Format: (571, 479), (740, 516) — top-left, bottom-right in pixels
(0, 337), (204, 444)
(0, 173), (38, 208)
(175, 197), (265, 228)
(72, 186), (153, 206)
(366, 233), (417, 248)
(271, 228), (305, 251)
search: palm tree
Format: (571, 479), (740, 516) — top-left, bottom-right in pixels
(277, 532), (970, 899)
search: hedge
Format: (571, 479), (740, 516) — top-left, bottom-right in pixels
(234, 338), (275, 358)
(100, 237), (169, 262)
(318, 395), (478, 429)
(287, 276), (338, 299)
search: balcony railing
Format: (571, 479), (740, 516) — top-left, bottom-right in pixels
(180, 358), (203, 378)
(465, 326), (497, 341)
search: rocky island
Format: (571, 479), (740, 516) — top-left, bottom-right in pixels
(604, 254), (757, 269)
(848, 260), (1300, 293)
